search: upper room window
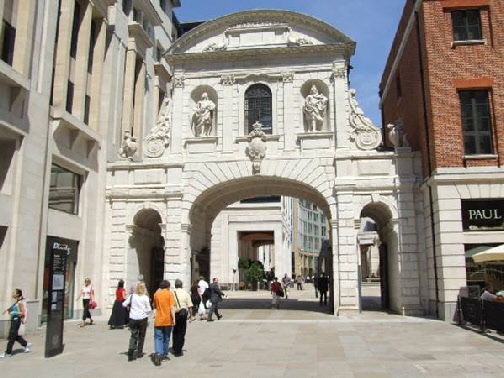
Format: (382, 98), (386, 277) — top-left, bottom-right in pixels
(451, 10), (482, 41)
(459, 90), (493, 155)
(245, 84), (272, 135)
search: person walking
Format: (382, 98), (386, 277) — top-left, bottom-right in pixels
(313, 275), (319, 299)
(296, 275), (303, 290)
(190, 280), (202, 319)
(281, 274), (291, 299)
(172, 279), (193, 357)
(76, 278), (94, 327)
(122, 283), (151, 361)
(198, 276), (209, 308)
(0, 289), (30, 358)
(108, 279), (128, 329)
(152, 280), (175, 366)
(207, 278), (225, 322)
(318, 274), (329, 306)
(270, 277), (283, 309)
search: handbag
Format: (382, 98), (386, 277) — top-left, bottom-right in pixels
(174, 291), (188, 318)
(18, 322), (26, 336)
(89, 300), (97, 309)
(278, 288), (284, 298)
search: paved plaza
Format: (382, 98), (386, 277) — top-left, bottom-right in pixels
(1, 285), (504, 377)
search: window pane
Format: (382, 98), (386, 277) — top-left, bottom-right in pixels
(245, 84), (272, 134)
(464, 135), (476, 155)
(479, 135), (492, 154)
(460, 90), (492, 155)
(1, 21), (16, 65)
(452, 10), (482, 41)
(49, 165), (81, 214)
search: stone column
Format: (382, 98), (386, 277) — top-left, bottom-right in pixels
(121, 48), (137, 136)
(330, 218), (340, 314)
(331, 62), (349, 150)
(51, 0), (76, 109)
(171, 76), (184, 154)
(133, 61), (146, 143)
(282, 72), (295, 150)
(335, 188), (359, 314)
(89, 18), (107, 131)
(221, 75), (235, 152)
(12, 1), (35, 76)
(72, 1), (92, 120)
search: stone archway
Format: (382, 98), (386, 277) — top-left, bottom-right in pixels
(128, 209), (165, 295)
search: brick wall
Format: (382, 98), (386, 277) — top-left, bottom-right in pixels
(380, 0), (504, 177)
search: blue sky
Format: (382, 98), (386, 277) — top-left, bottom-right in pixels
(175, 0), (405, 126)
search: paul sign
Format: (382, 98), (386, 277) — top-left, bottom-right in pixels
(462, 200), (504, 231)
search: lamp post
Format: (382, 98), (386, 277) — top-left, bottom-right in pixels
(232, 268), (237, 291)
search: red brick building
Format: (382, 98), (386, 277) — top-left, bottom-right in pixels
(380, 0), (504, 320)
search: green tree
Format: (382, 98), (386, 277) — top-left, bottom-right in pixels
(245, 261), (264, 290)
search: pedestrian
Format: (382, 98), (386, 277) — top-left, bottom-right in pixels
(108, 279), (128, 329)
(130, 274), (146, 295)
(270, 277), (283, 309)
(0, 289), (31, 358)
(198, 276), (209, 308)
(296, 275), (303, 290)
(207, 277), (225, 322)
(313, 275), (319, 299)
(122, 283), (151, 361)
(190, 280), (203, 319)
(172, 279), (193, 357)
(281, 274), (291, 299)
(76, 278), (94, 327)
(152, 280), (175, 366)
(318, 274), (329, 306)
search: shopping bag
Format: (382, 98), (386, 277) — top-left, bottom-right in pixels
(198, 302), (205, 315)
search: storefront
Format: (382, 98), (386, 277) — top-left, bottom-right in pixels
(463, 199), (504, 291)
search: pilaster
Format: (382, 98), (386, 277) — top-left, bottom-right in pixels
(121, 48), (137, 135)
(89, 18), (107, 131)
(72, 1), (93, 120)
(282, 72), (295, 150)
(133, 61), (146, 143)
(331, 62), (349, 150)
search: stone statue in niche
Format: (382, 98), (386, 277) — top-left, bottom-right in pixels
(144, 96), (171, 158)
(247, 121), (267, 175)
(303, 85), (328, 132)
(348, 89), (382, 150)
(387, 119), (409, 148)
(118, 130), (138, 159)
(191, 92), (216, 137)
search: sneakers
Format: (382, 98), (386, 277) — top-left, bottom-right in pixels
(152, 354), (162, 366)
(217, 315), (223, 320)
(24, 343), (32, 353)
(0, 353), (12, 358)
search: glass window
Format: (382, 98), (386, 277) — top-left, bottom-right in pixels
(459, 90), (493, 155)
(1, 20), (15, 65)
(245, 84), (272, 134)
(49, 164), (81, 215)
(66, 81), (74, 113)
(452, 10), (482, 41)
(70, 2), (81, 59)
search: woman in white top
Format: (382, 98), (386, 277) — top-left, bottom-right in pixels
(122, 282), (151, 361)
(76, 278), (94, 327)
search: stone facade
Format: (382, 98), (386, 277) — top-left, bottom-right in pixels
(1, 2), (435, 332)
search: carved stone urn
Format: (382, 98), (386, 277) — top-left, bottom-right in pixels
(246, 121), (267, 175)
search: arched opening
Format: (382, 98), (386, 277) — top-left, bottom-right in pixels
(359, 202), (398, 313)
(189, 177), (334, 314)
(128, 209), (165, 297)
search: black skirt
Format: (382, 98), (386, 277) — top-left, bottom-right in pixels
(108, 300), (128, 327)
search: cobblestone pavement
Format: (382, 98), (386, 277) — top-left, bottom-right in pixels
(1, 284), (504, 377)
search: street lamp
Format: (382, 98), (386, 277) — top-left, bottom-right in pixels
(232, 268), (237, 291)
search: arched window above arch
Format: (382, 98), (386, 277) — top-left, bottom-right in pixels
(245, 84), (272, 135)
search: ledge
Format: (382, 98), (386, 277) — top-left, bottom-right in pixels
(234, 134), (281, 143)
(0, 61), (30, 90)
(184, 136), (218, 153)
(451, 39), (486, 48)
(154, 61), (172, 82)
(464, 154), (498, 160)
(128, 22), (153, 54)
(50, 107), (101, 157)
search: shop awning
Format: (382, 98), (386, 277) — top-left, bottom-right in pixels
(472, 244), (504, 263)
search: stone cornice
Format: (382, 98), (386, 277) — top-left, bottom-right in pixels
(167, 10), (355, 55)
(166, 43), (352, 64)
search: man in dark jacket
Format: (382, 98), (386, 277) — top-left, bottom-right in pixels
(207, 277), (225, 322)
(318, 274), (329, 306)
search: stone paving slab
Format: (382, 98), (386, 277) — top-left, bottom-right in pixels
(1, 286), (503, 377)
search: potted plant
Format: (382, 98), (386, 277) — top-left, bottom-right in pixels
(246, 261), (264, 291)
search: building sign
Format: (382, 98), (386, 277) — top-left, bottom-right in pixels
(44, 236), (77, 358)
(462, 200), (504, 231)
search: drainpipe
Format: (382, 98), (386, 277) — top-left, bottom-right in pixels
(415, 10), (440, 318)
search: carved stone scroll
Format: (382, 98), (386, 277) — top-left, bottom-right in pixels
(348, 89), (382, 150)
